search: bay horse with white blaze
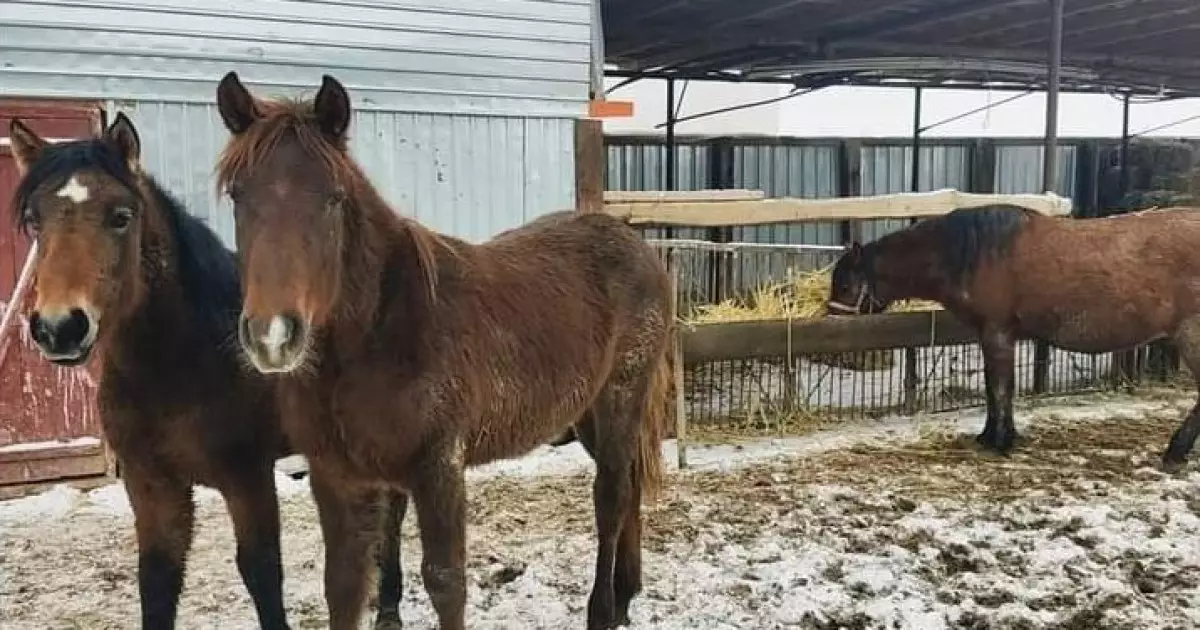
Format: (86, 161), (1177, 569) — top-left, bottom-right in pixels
(7, 114), (406, 629)
(214, 71), (673, 630)
(827, 205), (1200, 470)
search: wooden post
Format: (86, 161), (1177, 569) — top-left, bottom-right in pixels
(575, 118), (604, 213)
(837, 139), (863, 244)
(671, 265), (688, 470)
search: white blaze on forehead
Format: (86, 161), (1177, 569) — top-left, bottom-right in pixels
(55, 176), (90, 204)
(262, 315), (291, 364)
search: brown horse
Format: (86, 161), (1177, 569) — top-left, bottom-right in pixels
(213, 71), (673, 630)
(826, 205), (1200, 470)
(7, 114), (405, 629)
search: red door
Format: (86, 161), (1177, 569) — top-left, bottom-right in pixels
(0, 100), (108, 489)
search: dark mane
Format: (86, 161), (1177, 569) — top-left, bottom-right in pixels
(148, 180), (244, 346)
(12, 138), (242, 347)
(12, 138), (136, 233)
(934, 204), (1033, 284)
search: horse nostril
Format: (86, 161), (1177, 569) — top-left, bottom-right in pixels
(28, 312), (51, 346)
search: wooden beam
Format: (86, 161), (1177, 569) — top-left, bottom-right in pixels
(604, 189), (1074, 226)
(574, 118), (605, 213)
(0, 441), (109, 487)
(603, 189), (766, 203)
(681, 310), (977, 365)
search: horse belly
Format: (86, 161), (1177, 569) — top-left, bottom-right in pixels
(1022, 308), (1168, 354)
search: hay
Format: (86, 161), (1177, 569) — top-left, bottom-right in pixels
(687, 266), (942, 371)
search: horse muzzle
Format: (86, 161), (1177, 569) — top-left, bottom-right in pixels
(238, 311), (309, 374)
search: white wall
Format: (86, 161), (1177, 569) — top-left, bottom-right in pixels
(604, 77), (1200, 138)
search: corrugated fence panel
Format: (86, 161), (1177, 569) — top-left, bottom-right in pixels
(605, 141), (710, 240)
(995, 145), (1077, 197)
(1, 0), (590, 117)
(859, 144), (971, 242)
(730, 143), (840, 246)
(118, 101), (574, 246)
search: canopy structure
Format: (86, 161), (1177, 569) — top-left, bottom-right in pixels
(602, 0), (1200, 97)
(597, 0), (1200, 206)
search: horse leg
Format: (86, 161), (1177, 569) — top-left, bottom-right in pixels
(978, 327), (1019, 454)
(574, 413), (639, 625)
(373, 490), (408, 630)
(309, 467), (381, 630)
(123, 470), (195, 630)
(585, 386), (641, 630)
(1164, 320), (1200, 471)
(222, 467), (290, 630)
(409, 448), (468, 630)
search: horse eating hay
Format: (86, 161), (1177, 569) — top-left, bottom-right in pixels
(7, 114), (406, 629)
(214, 71), (674, 630)
(826, 205), (1200, 471)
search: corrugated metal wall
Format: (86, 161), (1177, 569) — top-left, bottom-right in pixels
(2, 0), (589, 243)
(995, 145), (1078, 196)
(121, 101), (575, 246)
(730, 143), (840, 245)
(859, 144), (971, 242)
(0, 0), (591, 117)
(606, 137), (1082, 246)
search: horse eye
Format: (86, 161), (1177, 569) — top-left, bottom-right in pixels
(109, 206), (135, 231)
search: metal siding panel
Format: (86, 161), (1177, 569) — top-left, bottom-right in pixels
(113, 102), (572, 246)
(0, 0), (590, 117)
(994, 145), (1077, 197)
(731, 144), (839, 246)
(859, 144), (970, 243)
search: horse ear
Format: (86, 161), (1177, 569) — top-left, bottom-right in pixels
(216, 71), (259, 134)
(8, 118), (47, 175)
(313, 74), (352, 141)
(104, 112), (142, 172)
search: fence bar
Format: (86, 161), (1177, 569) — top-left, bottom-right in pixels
(904, 86), (923, 410)
(1033, 0), (1064, 395)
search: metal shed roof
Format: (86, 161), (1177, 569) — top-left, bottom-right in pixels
(601, 0), (1200, 96)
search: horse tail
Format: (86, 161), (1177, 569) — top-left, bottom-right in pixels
(636, 297), (676, 505)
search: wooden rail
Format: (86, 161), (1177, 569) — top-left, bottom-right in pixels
(680, 310), (977, 365)
(605, 189), (1074, 227)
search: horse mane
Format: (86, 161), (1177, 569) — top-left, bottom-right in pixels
(215, 98), (351, 194)
(12, 138), (136, 234)
(215, 96), (442, 303)
(933, 204), (1034, 285)
(11, 137), (242, 347)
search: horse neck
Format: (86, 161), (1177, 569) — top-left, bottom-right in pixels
(328, 185), (407, 343)
(106, 188), (190, 363)
(871, 224), (951, 303)
(330, 183), (450, 363)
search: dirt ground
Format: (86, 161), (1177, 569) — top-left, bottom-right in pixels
(1, 392), (1199, 629)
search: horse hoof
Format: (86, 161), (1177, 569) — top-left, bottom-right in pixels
(374, 613), (403, 630)
(1160, 458), (1187, 474)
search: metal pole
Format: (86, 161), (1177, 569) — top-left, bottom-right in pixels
(1118, 92), (1131, 199)
(910, 86), (922, 193)
(1042, 0), (1064, 194)
(1034, 0), (1064, 396)
(904, 86), (922, 412)
(665, 77), (677, 192)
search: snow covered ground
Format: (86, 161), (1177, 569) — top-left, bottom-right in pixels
(2, 392), (1199, 629)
